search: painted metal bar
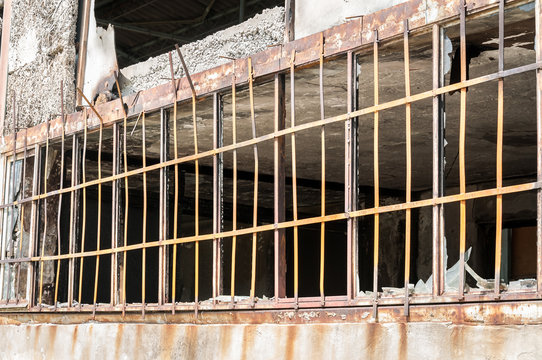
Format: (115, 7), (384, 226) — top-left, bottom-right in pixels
(274, 73), (286, 301)
(319, 33), (326, 305)
(2, 61), (541, 209)
(28, 181), (542, 263)
(536, 0), (542, 297)
(403, 19), (412, 316)
(169, 52), (180, 312)
(192, 93), (199, 314)
(142, 111), (148, 315)
(114, 76), (129, 316)
(27, 144), (41, 307)
(110, 123), (119, 306)
(54, 81), (66, 309)
(212, 92), (224, 303)
(290, 50), (299, 304)
(494, 0), (505, 297)
(15, 127), (28, 304)
(93, 102), (104, 313)
(372, 29), (380, 318)
(231, 64), (238, 305)
(346, 50), (359, 300)
(38, 113), (51, 307)
(78, 109), (88, 309)
(248, 57), (259, 305)
(458, 0), (467, 299)
(5, 95), (17, 304)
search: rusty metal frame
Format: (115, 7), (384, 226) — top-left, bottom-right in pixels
(0, 0), (540, 317)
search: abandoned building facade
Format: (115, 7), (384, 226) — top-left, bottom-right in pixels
(0, 0), (541, 358)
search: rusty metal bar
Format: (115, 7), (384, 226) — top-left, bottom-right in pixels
(38, 112), (51, 307)
(5, 95), (17, 304)
(290, 50), (299, 304)
(433, 23), (445, 297)
(536, 0), (542, 297)
(319, 33), (326, 305)
(403, 19), (412, 316)
(1, 62), (540, 210)
(231, 65), (238, 305)
(27, 144), (40, 307)
(213, 92), (224, 303)
(78, 109), (88, 309)
(15, 127), (28, 304)
(27, 181), (542, 264)
(169, 52), (180, 312)
(458, 0), (467, 299)
(54, 81), (66, 308)
(248, 58), (259, 306)
(160, 108), (170, 307)
(494, 0), (505, 297)
(110, 123), (119, 306)
(142, 111), (148, 315)
(93, 104), (104, 313)
(274, 72), (286, 301)
(67, 134), (79, 307)
(192, 94), (200, 314)
(346, 50), (359, 300)
(372, 29), (380, 318)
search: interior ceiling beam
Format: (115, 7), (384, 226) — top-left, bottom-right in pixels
(129, 0), (266, 55)
(96, 19), (189, 42)
(118, 0), (216, 26)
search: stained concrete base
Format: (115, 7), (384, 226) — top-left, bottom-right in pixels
(1, 321), (541, 359)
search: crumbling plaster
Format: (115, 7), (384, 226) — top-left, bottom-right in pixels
(4, 0), (78, 134)
(120, 7), (285, 95)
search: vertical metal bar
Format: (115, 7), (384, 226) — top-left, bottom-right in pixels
(494, 0), (505, 297)
(15, 127), (27, 304)
(458, 0), (467, 298)
(142, 112), (148, 315)
(403, 19), (412, 316)
(231, 66), (238, 305)
(114, 77), (129, 316)
(38, 114), (51, 307)
(536, 0), (542, 296)
(78, 109), (88, 309)
(5, 95), (17, 304)
(347, 51), (359, 299)
(372, 29), (380, 318)
(248, 58), (259, 305)
(93, 108), (104, 314)
(432, 24), (444, 296)
(110, 123), (119, 306)
(28, 144), (41, 307)
(68, 134), (79, 307)
(319, 33), (326, 305)
(213, 92), (224, 303)
(290, 51), (299, 304)
(192, 93), (200, 314)
(284, 0), (295, 42)
(169, 52), (179, 312)
(160, 107), (169, 308)
(54, 81), (66, 309)
(274, 73), (286, 301)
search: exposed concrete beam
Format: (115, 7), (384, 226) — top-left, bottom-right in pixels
(96, 19), (189, 42)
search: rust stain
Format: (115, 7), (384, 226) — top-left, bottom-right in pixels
(397, 322), (408, 360)
(161, 324), (177, 360)
(219, 323), (232, 357)
(33, 324), (41, 351)
(48, 325), (57, 351)
(285, 325), (298, 360)
(239, 325), (252, 360)
(71, 326), (79, 354)
(114, 323), (124, 360)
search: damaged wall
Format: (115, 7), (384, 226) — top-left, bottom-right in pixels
(120, 7), (285, 95)
(3, 0), (78, 134)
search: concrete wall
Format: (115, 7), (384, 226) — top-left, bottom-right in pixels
(4, 0), (78, 133)
(295, 0), (409, 39)
(1, 320), (542, 359)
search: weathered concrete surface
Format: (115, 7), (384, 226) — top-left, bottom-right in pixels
(120, 7), (285, 95)
(4, 0), (77, 134)
(295, 0), (409, 39)
(1, 321), (541, 359)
